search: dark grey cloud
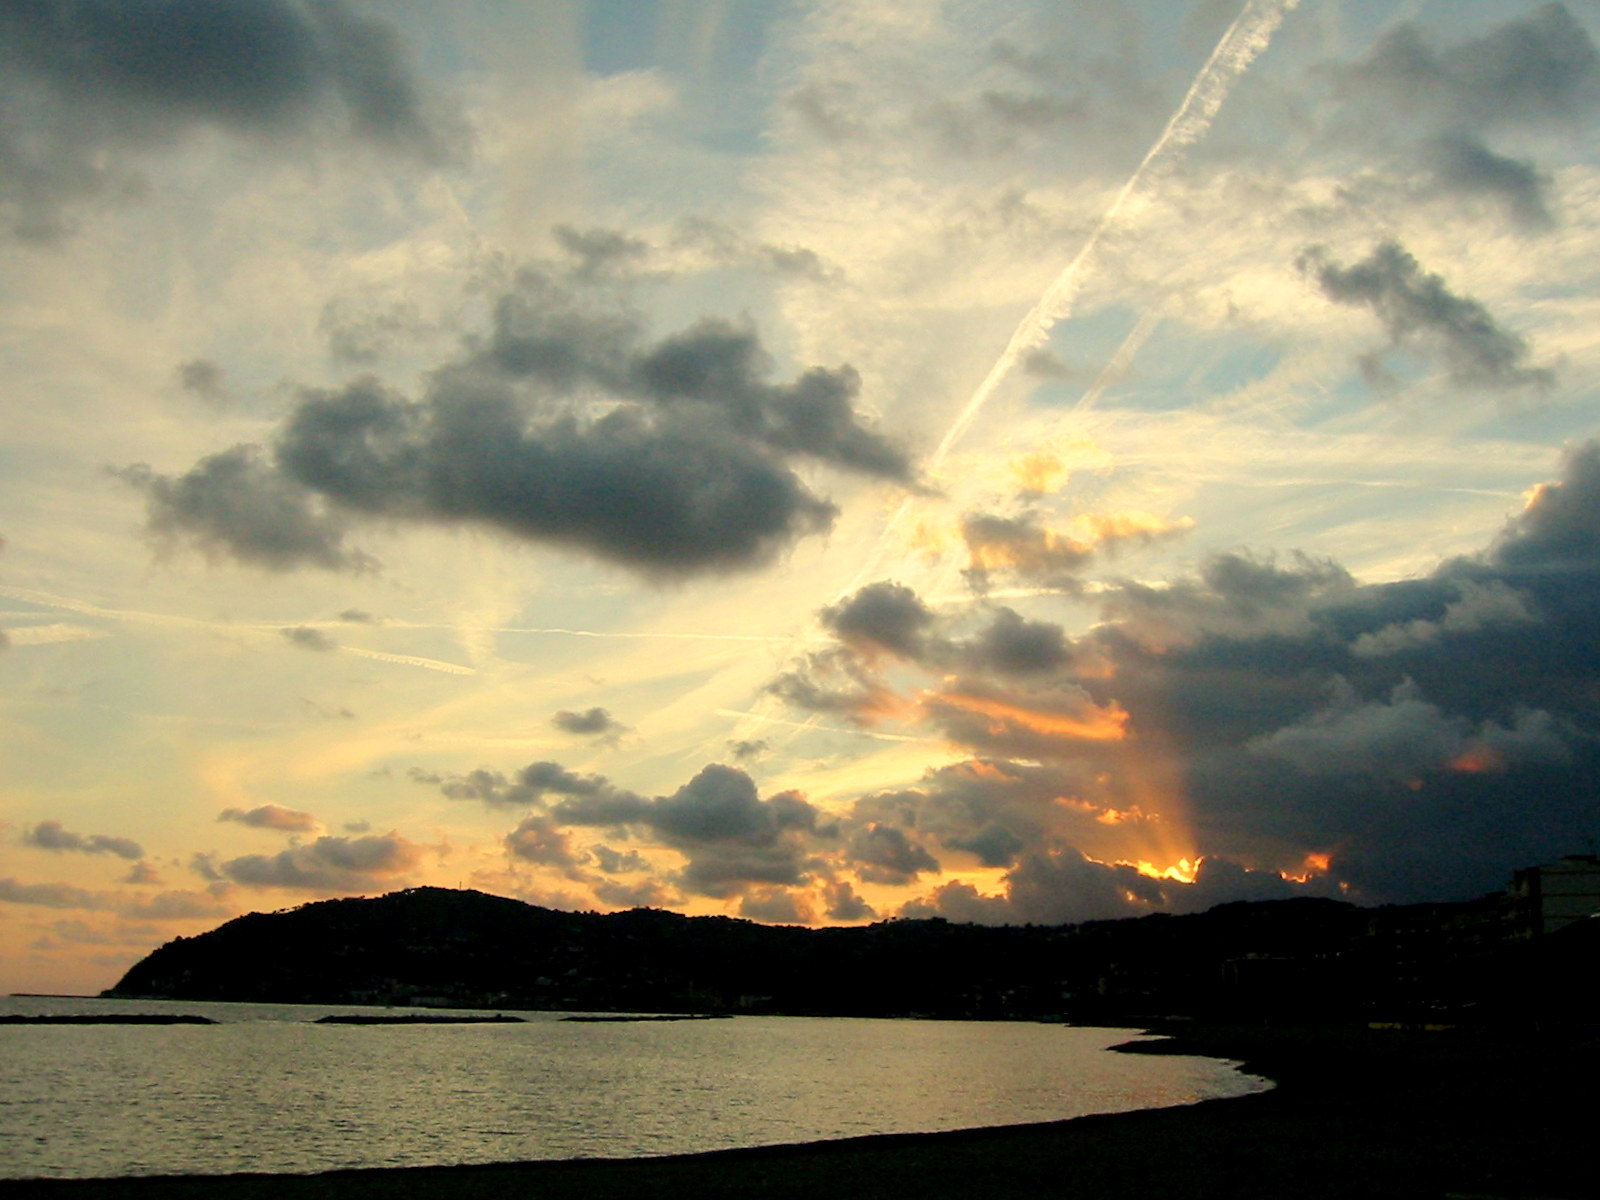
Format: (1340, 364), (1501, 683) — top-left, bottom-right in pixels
(117, 449), (373, 573)
(901, 848), (1337, 927)
(535, 762), (826, 898)
(846, 822), (940, 886)
(819, 581), (936, 660)
(220, 831), (421, 891)
(627, 319), (910, 480)
(1425, 133), (1553, 230)
(774, 587), (1106, 727)
(592, 877), (678, 909)
(850, 758), (1127, 875)
(281, 625), (337, 652)
(134, 264), (909, 579)
(1301, 241), (1553, 391)
(553, 224), (649, 280)
(0, 0), (465, 240)
(23, 819), (143, 860)
(318, 293), (433, 365)
(218, 803), (318, 832)
(422, 761), (615, 810)
(123, 860), (162, 885)
(119, 889), (233, 921)
(821, 879), (875, 921)
(177, 359), (228, 405)
(728, 738), (768, 761)
(1489, 440), (1600, 570)
(1315, 6), (1600, 233)
(738, 887), (812, 924)
(590, 843), (650, 875)
(1331, 6), (1600, 134)
(771, 439), (1600, 910)
(504, 816), (583, 869)
(0, 878), (101, 908)
(671, 217), (833, 283)
(427, 759), (831, 897)
(552, 706), (627, 740)
(964, 607), (1072, 677)
(338, 608), (375, 623)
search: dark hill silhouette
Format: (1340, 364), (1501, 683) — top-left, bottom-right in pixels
(104, 885), (1589, 1025)
(106, 887), (1386, 1018)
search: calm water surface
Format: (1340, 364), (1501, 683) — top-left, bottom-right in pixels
(0, 995), (1268, 1180)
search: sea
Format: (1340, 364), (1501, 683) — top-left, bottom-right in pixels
(0, 994), (1269, 1181)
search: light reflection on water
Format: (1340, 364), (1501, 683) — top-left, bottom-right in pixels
(0, 996), (1268, 1179)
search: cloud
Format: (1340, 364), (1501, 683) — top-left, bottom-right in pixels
(131, 262), (911, 579)
(1301, 241), (1553, 391)
(821, 880), (875, 921)
(504, 816), (583, 869)
(423, 761), (618, 810)
(0, 877), (234, 921)
(122, 861), (162, 886)
(0, 0), (466, 240)
(490, 761), (830, 899)
(819, 581), (937, 660)
(218, 804), (319, 832)
(961, 510), (1192, 590)
(765, 438), (1600, 908)
(117, 450), (374, 573)
(0, 878), (102, 909)
(591, 844), (651, 875)
(177, 359), (228, 405)
(728, 739), (768, 761)
(846, 822), (940, 886)
(591, 877), (679, 909)
(1425, 133), (1553, 230)
(441, 761), (825, 902)
(23, 820), (143, 860)
(220, 832), (422, 891)
(553, 224), (650, 280)
(281, 625), (337, 652)
(738, 886), (815, 925)
(552, 707), (627, 740)
(118, 889), (233, 921)
(1330, 7), (1600, 134)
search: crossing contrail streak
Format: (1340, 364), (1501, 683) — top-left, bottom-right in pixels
(927, 0), (1301, 471)
(1072, 308), (1163, 415)
(845, 0), (1299, 595)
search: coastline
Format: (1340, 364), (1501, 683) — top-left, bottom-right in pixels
(7, 1023), (1591, 1200)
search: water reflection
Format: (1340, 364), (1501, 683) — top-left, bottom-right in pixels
(0, 996), (1268, 1179)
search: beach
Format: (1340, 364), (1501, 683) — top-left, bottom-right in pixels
(8, 1023), (1591, 1200)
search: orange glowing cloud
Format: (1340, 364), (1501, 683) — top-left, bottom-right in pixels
(1128, 857), (1198, 884)
(1071, 510), (1195, 545)
(1010, 451), (1069, 496)
(906, 518), (951, 562)
(962, 508), (1193, 582)
(933, 690), (1130, 742)
(1282, 851), (1332, 883)
(1449, 745), (1505, 774)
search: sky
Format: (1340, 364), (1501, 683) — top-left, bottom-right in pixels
(4, 0), (1600, 995)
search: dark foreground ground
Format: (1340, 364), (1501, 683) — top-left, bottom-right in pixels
(10, 1023), (1594, 1200)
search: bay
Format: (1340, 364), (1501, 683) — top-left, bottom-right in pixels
(0, 995), (1268, 1180)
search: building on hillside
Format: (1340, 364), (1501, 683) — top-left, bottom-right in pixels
(1507, 854), (1600, 938)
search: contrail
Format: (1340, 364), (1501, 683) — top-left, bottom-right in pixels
(341, 646), (477, 676)
(927, 0), (1301, 470)
(847, 0), (1299, 594)
(1071, 308), (1163, 414)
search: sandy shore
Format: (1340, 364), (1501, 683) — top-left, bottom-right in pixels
(9, 1023), (1592, 1200)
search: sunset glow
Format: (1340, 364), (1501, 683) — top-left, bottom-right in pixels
(5, 0), (1600, 995)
